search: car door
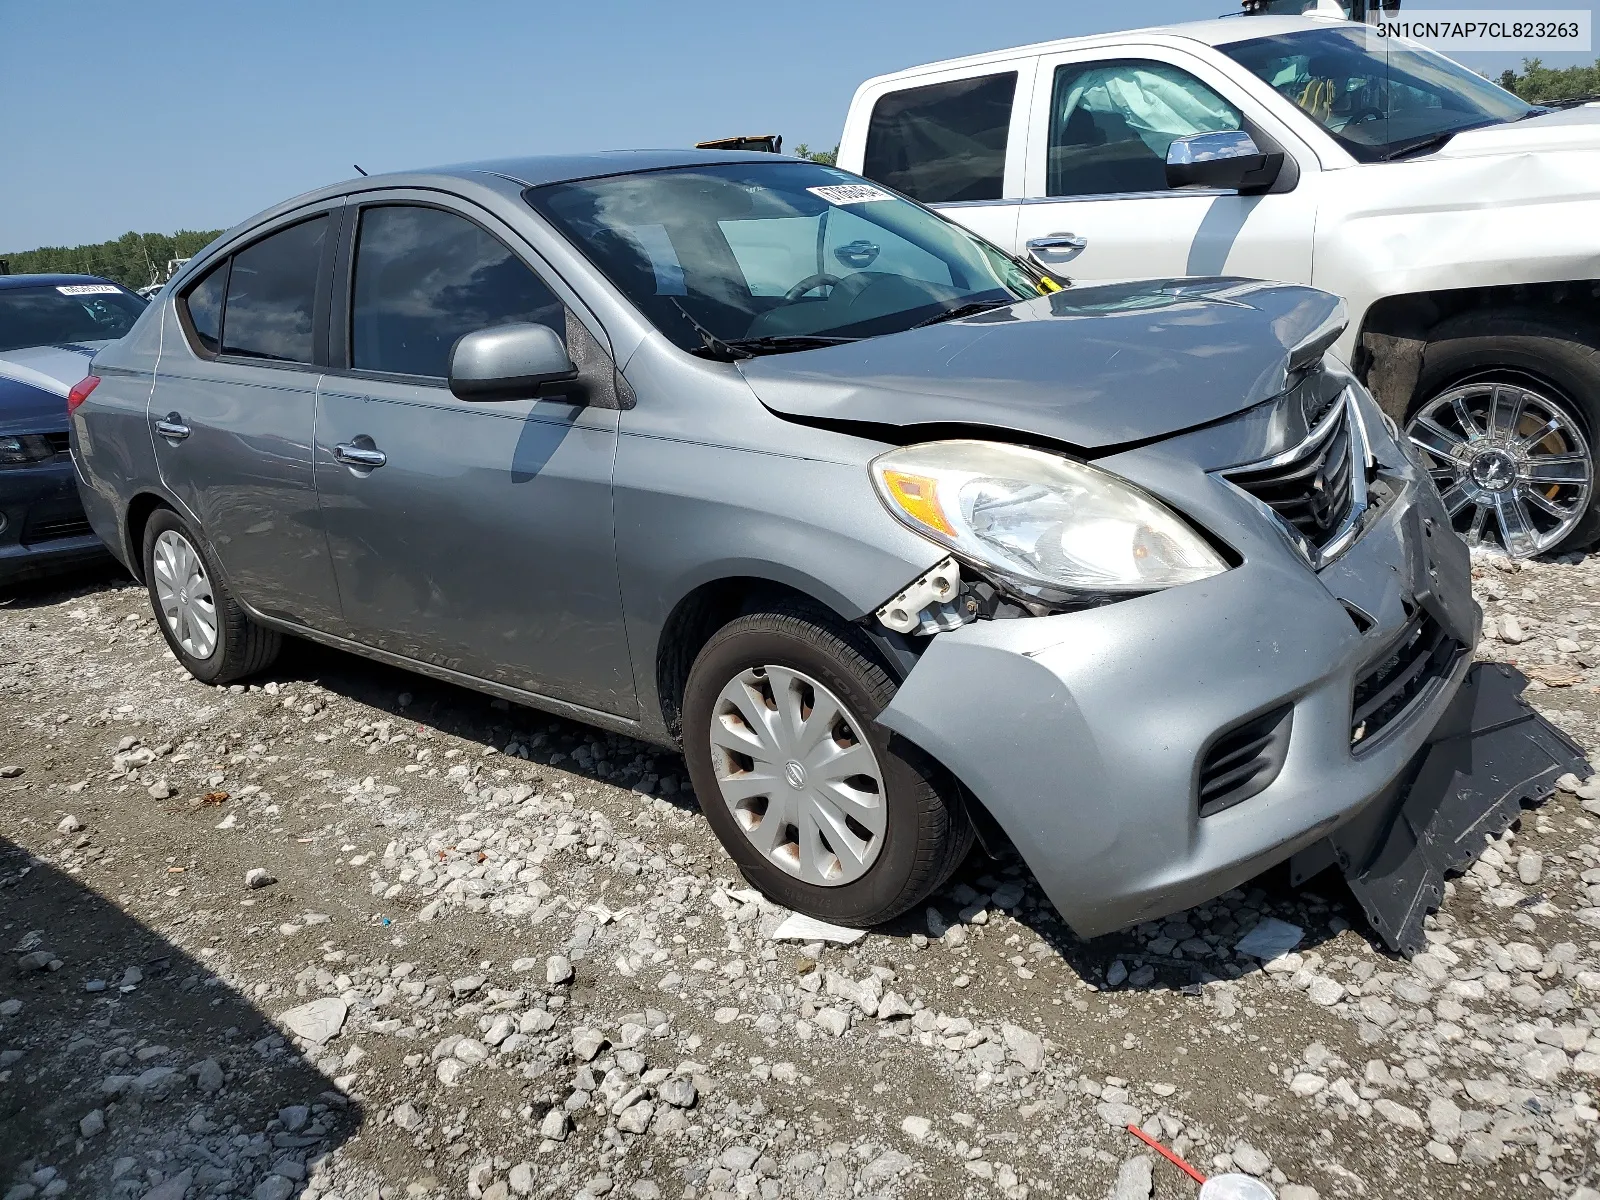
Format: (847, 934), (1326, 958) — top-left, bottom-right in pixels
(853, 61), (1036, 251)
(151, 206), (345, 628)
(313, 196), (634, 717)
(1015, 48), (1318, 284)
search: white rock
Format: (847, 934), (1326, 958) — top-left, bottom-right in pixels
(1373, 1098), (1425, 1131)
(546, 955), (574, 985)
(392, 1101), (424, 1131)
(436, 1058), (468, 1086)
(78, 1108), (104, 1137)
(617, 1101), (653, 1134)
(1289, 1073), (1327, 1097)
(814, 1007), (849, 1037)
(1234, 917), (1304, 961)
(901, 1115), (932, 1141)
(1231, 1141), (1271, 1175)
(245, 868), (276, 890)
(876, 990), (914, 1020)
(769, 913), (866, 945)
(1500, 614), (1528, 643)
(508, 1163), (535, 1196)
(1110, 1154), (1154, 1200)
(279, 997), (347, 1044)
(657, 1077), (697, 1108)
(1307, 977), (1345, 1006)
(540, 1107), (569, 1141)
(1517, 851), (1544, 885)
(1001, 1023), (1046, 1072)
(56, 815), (83, 834)
(1522, 1045), (1567, 1083)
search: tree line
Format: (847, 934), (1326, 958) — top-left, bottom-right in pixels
(0, 229), (224, 290)
(1501, 58), (1600, 104)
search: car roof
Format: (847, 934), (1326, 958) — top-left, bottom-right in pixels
(0, 273), (127, 291)
(857, 15), (1332, 83)
(427, 148), (804, 188)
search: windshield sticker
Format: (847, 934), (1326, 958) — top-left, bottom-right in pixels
(56, 284), (122, 296)
(807, 184), (893, 206)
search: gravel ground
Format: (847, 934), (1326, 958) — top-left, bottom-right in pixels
(7, 557), (1600, 1200)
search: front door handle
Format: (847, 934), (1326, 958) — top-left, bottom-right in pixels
(334, 442), (387, 469)
(1025, 232), (1088, 254)
(154, 413), (190, 441)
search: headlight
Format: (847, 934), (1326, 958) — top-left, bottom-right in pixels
(0, 434), (57, 467)
(871, 440), (1227, 599)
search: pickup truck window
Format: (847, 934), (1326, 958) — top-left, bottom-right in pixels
(1220, 26), (1530, 162)
(862, 73), (1016, 204)
(1048, 60), (1243, 197)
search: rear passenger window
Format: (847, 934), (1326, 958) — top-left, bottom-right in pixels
(182, 260), (228, 354)
(221, 216), (328, 362)
(350, 205), (565, 379)
(1047, 61), (1243, 197)
(862, 72), (1016, 204)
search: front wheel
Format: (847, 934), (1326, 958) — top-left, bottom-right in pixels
(1404, 311), (1600, 557)
(681, 606), (972, 927)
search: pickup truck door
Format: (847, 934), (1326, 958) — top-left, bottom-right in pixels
(1014, 46), (1319, 286)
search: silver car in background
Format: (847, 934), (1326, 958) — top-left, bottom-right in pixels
(73, 151), (1582, 953)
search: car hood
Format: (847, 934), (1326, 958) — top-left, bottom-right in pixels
(0, 341), (106, 398)
(1437, 105), (1600, 159)
(737, 278), (1345, 450)
(0, 374), (68, 436)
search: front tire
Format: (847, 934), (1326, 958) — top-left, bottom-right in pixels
(143, 507), (280, 684)
(681, 604), (972, 927)
(1405, 310), (1600, 557)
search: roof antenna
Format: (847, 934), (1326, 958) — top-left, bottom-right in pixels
(353, 164), (369, 177)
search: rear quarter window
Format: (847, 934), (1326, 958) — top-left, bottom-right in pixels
(862, 72), (1017, 204)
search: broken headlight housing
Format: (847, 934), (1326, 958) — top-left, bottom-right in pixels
(871, 440), (1226, 607)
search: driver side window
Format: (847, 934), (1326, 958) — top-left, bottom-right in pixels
(1047, 60), (1243, 198)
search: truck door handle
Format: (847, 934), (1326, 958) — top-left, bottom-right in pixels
(1025, 232), (1088, 254)
(154, 413), (190, 441)
(334, 442), (387, 469)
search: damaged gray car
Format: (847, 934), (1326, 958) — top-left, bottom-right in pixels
(73, 151), (1585, 954)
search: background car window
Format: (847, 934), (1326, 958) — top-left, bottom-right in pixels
(1047, 61), (1243, 197)
(183, 261), (227, 354)
(862, 73), (1016, 204)
(351, 205), (565, 378)
(220, 216), (327, 362)
(0, 284), (146, 353)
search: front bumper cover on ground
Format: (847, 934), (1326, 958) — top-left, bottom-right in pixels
(1293, 662), (1589, 956)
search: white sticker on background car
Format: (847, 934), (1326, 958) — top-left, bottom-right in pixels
(807, 184), (893, 206)
(56, 284), (122, 296)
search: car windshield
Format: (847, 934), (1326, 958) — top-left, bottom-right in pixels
(0, 284), (147, 353)
(1221, 26), (1533, 161)
(526, 161), (1041, 356)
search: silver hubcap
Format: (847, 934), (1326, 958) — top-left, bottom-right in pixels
(709, 665), (886, 887)
(151, 529), (218, 659)
(1406, 380), (1593, 558)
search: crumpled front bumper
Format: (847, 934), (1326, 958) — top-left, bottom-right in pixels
(876, 455), (1540, 944)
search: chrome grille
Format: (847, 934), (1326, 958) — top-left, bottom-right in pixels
(1220, 390), (1369, 567)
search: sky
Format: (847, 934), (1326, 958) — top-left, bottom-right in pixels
(2, 0), (1593, 251)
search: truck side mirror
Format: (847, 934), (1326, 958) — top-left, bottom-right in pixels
(1166, 131), (1283, 195)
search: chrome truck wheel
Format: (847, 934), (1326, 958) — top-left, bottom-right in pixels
(1406, 379), (1593, 558)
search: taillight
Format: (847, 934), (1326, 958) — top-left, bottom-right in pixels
(66, 375), (100, 415)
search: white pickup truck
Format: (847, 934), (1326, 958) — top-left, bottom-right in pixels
(839, 14), (1600, 558)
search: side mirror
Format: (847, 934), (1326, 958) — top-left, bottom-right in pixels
(1165, 131), (1283, 194)
(448, 323), (578, 402)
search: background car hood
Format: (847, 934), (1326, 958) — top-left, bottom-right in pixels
(0, 341), (105, 398)
(1438, 105), (1600, 159)
(0, 374), (68, 436)
(737, 279), (1345, 450)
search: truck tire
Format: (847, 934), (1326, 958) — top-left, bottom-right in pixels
(1406, 308), (1600, 557)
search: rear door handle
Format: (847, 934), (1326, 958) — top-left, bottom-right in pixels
(1025, 232), (1088, 253)
(334, 442), (387, 469)
(154, 413), (190, 441)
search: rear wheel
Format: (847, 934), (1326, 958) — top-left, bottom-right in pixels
(681, 605), (972, 926)
(143, 508), (280, 684)
(1404, 311), (1600, 557)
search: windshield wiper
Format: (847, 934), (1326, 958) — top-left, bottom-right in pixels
(908, 299), (1015, 330)
(718, 335), (859, 356)
(1381, 131), (1459, 160)
(670, 299), (751, 362)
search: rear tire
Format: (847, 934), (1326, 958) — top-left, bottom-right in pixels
(143, 507), (280, 684)
(1407, 309), (1600, 556)
(681, 602), (972, 927)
